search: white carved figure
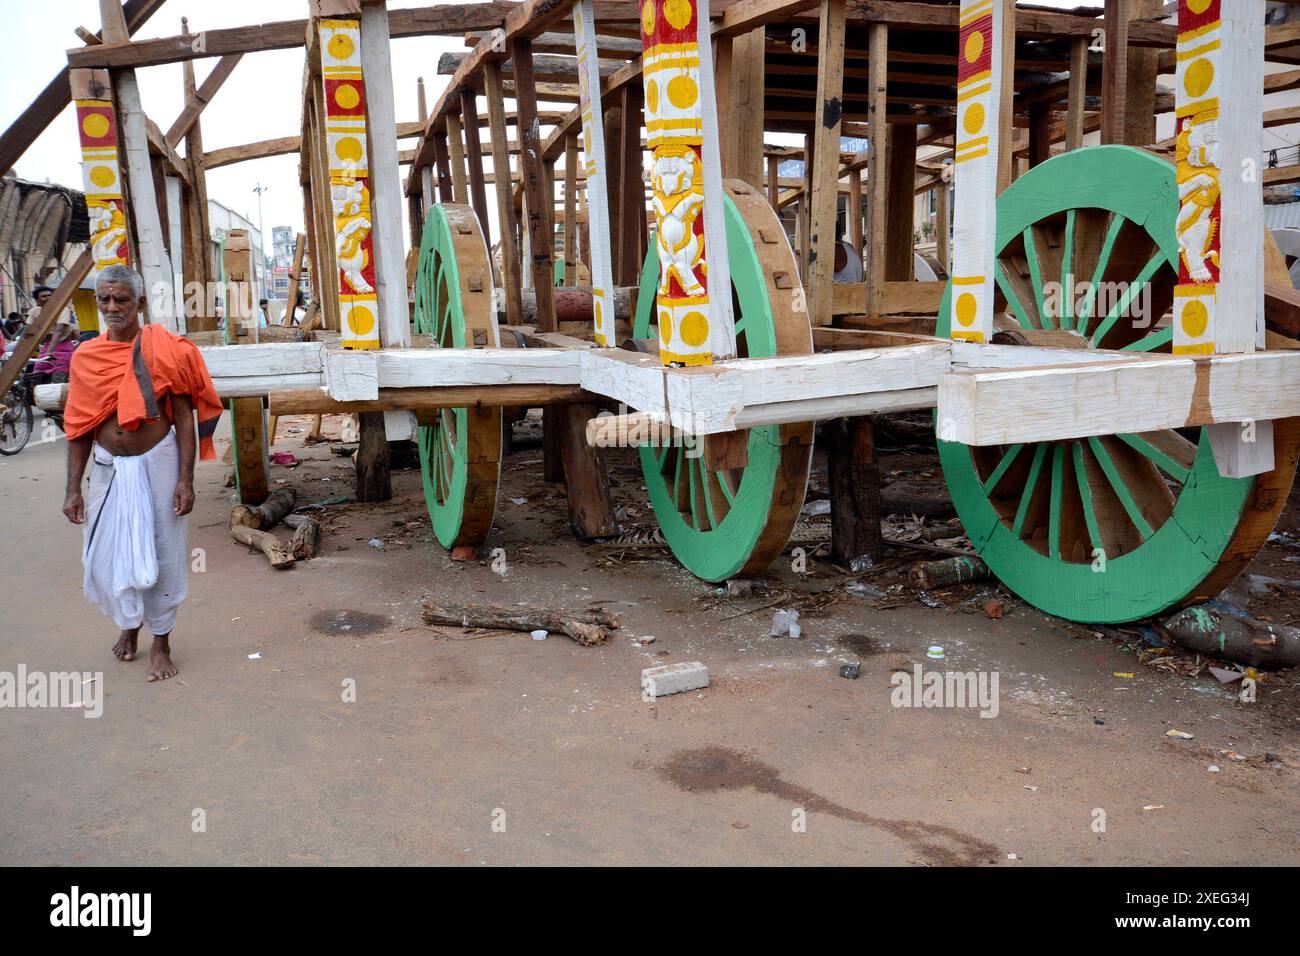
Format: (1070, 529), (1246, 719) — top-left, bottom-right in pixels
(1177, 117), (1221, 284)
(89, 202), (126, 268)
(332, 180), (375, 295)
(652, 150), (706, 297)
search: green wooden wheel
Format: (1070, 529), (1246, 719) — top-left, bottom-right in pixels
(634, 182), (813, 582)
(937, 146), (1299, 623)
(414, 204), (502, 549)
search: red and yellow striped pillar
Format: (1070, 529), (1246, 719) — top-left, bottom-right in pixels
(76, 97), (129, 276)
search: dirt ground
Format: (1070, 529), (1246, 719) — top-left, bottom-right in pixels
(1, 410), (1297, 866)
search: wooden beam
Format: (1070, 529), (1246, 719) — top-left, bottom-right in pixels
(513, 37), (557, 332)
(885, 124), (917, 281)
(863, 22), (888, 314)
(807, 0), (847, 326)
(483, 60), (524, 326)
(1101, 0), (1130, 145)
(165, 53), (242, 147)
(445, 111), (470, 205)
(1065, 36), (1089, 151)
(460, 91), (493, 234)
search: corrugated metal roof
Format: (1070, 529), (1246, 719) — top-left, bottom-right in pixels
(1265, 200), (1300, 230)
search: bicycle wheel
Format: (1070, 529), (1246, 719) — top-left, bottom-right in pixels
(0, 384), (33, 455)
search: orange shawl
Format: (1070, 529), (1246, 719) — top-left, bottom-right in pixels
(65, 324), (224, 460)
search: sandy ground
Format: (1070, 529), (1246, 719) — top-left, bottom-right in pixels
(1, 410), (1297, 866)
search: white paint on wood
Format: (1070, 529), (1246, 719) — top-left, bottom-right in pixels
(573, 0), (616, 347)
(325, 348), (381, 402)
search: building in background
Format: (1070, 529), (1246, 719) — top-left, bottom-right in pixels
(207, 199), (266, 301)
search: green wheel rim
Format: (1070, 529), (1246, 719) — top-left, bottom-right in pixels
(415, 205), (475, 548)
(634, 193), (792, 582)
(937, 146), (1254, 623)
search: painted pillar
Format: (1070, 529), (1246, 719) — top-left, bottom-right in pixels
(1173, 0), (1262, 356)
(319, 17), (380, 350)
(76, 95), (129, 276)
(948, 0), (1005, 345)
(640, 0), (734, 366)
(574, 0), (616, 347)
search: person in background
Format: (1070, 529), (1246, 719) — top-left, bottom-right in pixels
(257, 298), (270, 328)
(833, 239), (864, 284)
(290, 291), (307, 326)
(31, 285), (79, 348)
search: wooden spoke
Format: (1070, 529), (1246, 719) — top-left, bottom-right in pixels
(1116, 430), (1195, 484)
(982, 442), (1025, 494)
(1088, 250), (1169, 348)
(1122, 327), (1173, 352)
(1074, 214), (1127, 336)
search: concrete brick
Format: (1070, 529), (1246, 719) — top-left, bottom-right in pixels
(641, 662), (709, 698)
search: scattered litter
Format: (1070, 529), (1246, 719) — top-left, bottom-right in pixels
(1207, 765), (1221, 773)
(1024, 786), (1038, 792)
(638, 635), (656, 645)
(1221, 750), (1247, 761)
(916, 590), (943, 609)
(801, 499), (831, 516)
(450, 544), (478, 562)
(1113, 672), (1135, 679)
(1143, 804), (1165, 811)
(1006, 853), (1018, 861)
(982, 599), (1004, 620)
(771, 609), (802, 638)
(270, 452), (299, 467)
(368, 538), (384, 549)
(1208, 666), (1243, 683)
(848, 554), (874, 573)
(727, 579), (757, 597)
(1015, 767), (1031, 774)
(1166, 729), (1194, 739)
(247, 652), (262, 660)
(510, 497), (528, 505)
(839, 662), (861, 680)
(909, 555), (989, 589)
(845, 580), (885, 599)
(926, 645), (945, 660)
(1093, 717), (1105, 726)
(531, 629), (548, 641)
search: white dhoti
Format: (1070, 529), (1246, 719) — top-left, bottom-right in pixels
(83, 430), (188, 635)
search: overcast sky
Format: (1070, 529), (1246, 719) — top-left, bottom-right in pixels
(2, 0), (1091, 245)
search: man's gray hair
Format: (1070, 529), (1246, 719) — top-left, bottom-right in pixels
(95, 264), (145, 298)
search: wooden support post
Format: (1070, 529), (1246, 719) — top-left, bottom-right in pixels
(947, 0), (1007, 345)
(224, 230), (268, 505)
(616, 84), (645, 288)
(1124, 0), (1162, 147)
(807, 0), (847, 326)
(573, 0), (616, 345)
(445, 112), (470, 206)
(1028, 102), (1052, 167)
(483, 61), (523, 326)
(512, 37), (557, 332)
(767, 154), (779, 209)
(559, 404), (617, 538)
(355, 411), (392, 501)
(826, 416), (882, 566)
(563, 133), (578, 286)
(885, 124), (917, 282)
(800, 132), (813, 278)
(997, 0), (1016, 193)
(1066, 37), (1089, 152)
(602, 102), (622, 275)
(432, 132), (453, 205)
(417, 75), (437, 210)
(283, 234), (306, 323)
(1102, 0), (1130, 146)
(935, 179), (950, 273)
(459, 91), (491, 238)
(178, 18), (214, 331)
(864, 23), (888, 315)
(314, 15), (380, 349)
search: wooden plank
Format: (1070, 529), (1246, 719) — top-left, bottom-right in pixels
(1065, 36), (1089, 151)
(223, 230), (269, 504)
(863, 22), (888, 315)
(807, 0), (847, 326)
(826, 416), (882, 564)
(512, 37), (558, 332)
(483, 61), (524, 325)
(460, 91), (493, 241)
(563, 133), (578, 285)
(445, 111), (470, 205)
(283, 234), (306, 323)
(615, 83), (644, 287)
(885, 124), (917, 281)
(572, 0), (616, 346)
(1101, 0), (1130, 145)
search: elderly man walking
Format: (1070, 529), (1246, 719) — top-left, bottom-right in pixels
(61, 266), (222, 682)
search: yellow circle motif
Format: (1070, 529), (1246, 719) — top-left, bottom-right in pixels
(1180, 299), (1208, 339)
(667, 75), (699, 110)
(335, 83), (360, 110)
(81, 113), (110, 140)
(1187, 0), (1212, 13)
(89, 165), (116, 189)
(964, 30), (985, 65)
(348, 305), (375, 337)
(642, 0), (656, 35)
(679, 310), (709, 347)
(646, 79), (660, 115)
(335, 136), (364, 164)
(659, 310), (673, 344)
(327, 33), (354, 62)
(1184, 58), (1214, 100)
(664, 0), (692, 30)
(963, 102), (985, 136)
(955, 292), (978, 327)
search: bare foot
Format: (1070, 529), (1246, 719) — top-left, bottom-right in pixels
(112, 628), (139, 662)
(147, 634), (178, 682)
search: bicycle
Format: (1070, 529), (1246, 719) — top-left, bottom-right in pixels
(0, 357), (34, 455)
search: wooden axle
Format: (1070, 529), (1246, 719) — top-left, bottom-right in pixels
(267, 385), (596, 417)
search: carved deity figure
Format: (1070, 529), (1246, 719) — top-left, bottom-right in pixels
(331, 179), (374, 295)
(651, 146), (706, 298)
(1176, 116), (1220, 283)
(88, 200), (126, 268)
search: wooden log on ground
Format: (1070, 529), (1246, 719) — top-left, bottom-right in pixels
(229, 488), (296, 531)
(230, 524), (295, 569)
(826, 416), (883, 565)
(420, 600), (617, 646)
(1162, 606), (1300, 669)
(290, 517), (321, 560)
